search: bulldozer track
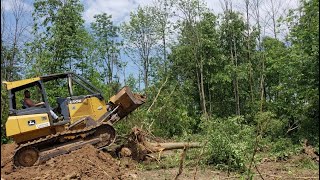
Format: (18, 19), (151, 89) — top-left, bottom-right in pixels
(13, 123), (116, 167)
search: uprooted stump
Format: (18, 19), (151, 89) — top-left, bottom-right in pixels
(120, 127), (201, 161)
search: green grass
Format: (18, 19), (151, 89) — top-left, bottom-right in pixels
(296, 157), (319, 170)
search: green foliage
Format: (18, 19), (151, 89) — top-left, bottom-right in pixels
(254, 111), (288, 140)
(148, 76), (201, 137)
(1, 44), (24, 81)
(269, 138), (302, 160)
(296, 156), (319, 170)
(1, 86), (10, 144)
(288, 0), (319, 148)
(151, 101), (197, 137)
(91, 13), (122, 84)
(126, 74), (139, 92)
(121, 6), (161, 90)
(26, 0), (89, 75)
(203, 116), (255, 171)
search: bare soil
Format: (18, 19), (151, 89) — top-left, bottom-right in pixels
(1, 143), (319, 180)
(138, 154), (319, 180)
(1, 144), (137, 180)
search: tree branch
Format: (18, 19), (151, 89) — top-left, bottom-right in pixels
(147, 75), (169, 113)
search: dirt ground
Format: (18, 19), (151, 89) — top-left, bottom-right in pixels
(137, 160), (319, 180)
(1, 144), (137, 180)
(1, 143), (319, 180)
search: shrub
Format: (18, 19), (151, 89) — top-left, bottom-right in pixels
(269, 138), (302, 160)
(202, 116), (255, 171)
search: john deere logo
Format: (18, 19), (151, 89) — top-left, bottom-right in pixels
(28, 120), (36, 126)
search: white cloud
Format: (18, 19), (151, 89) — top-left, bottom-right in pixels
(1, 0), (33, 12)
(83, 0), (298, 24)
(82, 0), (298, 41)
(83, 0), (135, 24)
(83, 0), (159, 24)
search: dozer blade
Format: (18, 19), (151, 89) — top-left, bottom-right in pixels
(109, 86), (146, 120)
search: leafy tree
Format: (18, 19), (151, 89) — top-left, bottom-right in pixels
(121, 6), (161, 92)
(283, 0), (319, 144)
(170, 0), (209, 118)
(91, 13), (122, 84)
(26, 0), (89, 75)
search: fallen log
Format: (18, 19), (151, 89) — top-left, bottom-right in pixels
(149, 142), (201, 150)
(120, 127), (202, 161)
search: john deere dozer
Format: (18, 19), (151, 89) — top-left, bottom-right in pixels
(3, 72), (145, 167)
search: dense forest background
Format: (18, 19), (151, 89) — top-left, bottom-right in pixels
(1, 0), (318, 172)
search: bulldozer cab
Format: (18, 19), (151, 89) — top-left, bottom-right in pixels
(3, 72), (104, 127)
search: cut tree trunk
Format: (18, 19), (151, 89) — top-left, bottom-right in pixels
(122, 127), (201, 161)
(149, 142), (201, 150)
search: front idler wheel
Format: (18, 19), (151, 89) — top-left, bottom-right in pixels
(14, 147), (39, 167)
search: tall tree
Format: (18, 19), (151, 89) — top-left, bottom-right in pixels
(152, 0), (174, 73)
(244, 0), (255, 104)
(285, 0), (319, 140)
(1, 0), (32, 142)
(26, 0), (89, 75)
(219, 2), (247, 116)
(251, 0), (267, 112)
(1, 0), (31, 81)
(175, 0), (209, 118)
(121, 6), (160, 92)
(263, 0), (284, 39)
(91, 13), (122, 84)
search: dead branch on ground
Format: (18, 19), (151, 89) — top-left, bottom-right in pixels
(174, 147), (187, 180)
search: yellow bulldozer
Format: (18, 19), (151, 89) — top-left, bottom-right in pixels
(2, 72), (146, 167)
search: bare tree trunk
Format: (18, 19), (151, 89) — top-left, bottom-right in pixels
(194, 43), (207, 118)
(251, 0), (265, 112)
(208, 82), (212, 115)
(199, 57), (208, 117)
(230, 46), (240, 116)
(176, 0), (207, 118)
(147, 75), (169, 112)
(111, 51), (115, 83)
(231, 20), (241, 116)
(260, 53), (266, 112)
(257, 5), (266, 112)
(138, 71), (141, 91)
(266, 0), (285, 39)
(162, 31), (167, 73)
(270, 0), (277, 39)
(225, 1), (240, 116)
(245, 0), (254, 103)
(69, 58), (72, 71)
(142, 26), (149, 93)
(196, 1), (208, 118)
(123, 63), (126, 85)
(10, 14), (18, 81)
(10, 0), (25, 81)
(143, 57), (149, 91)
(196, 66), (202, 112)
(107, 53), (112, 84)
(1, 2), (6, 80)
